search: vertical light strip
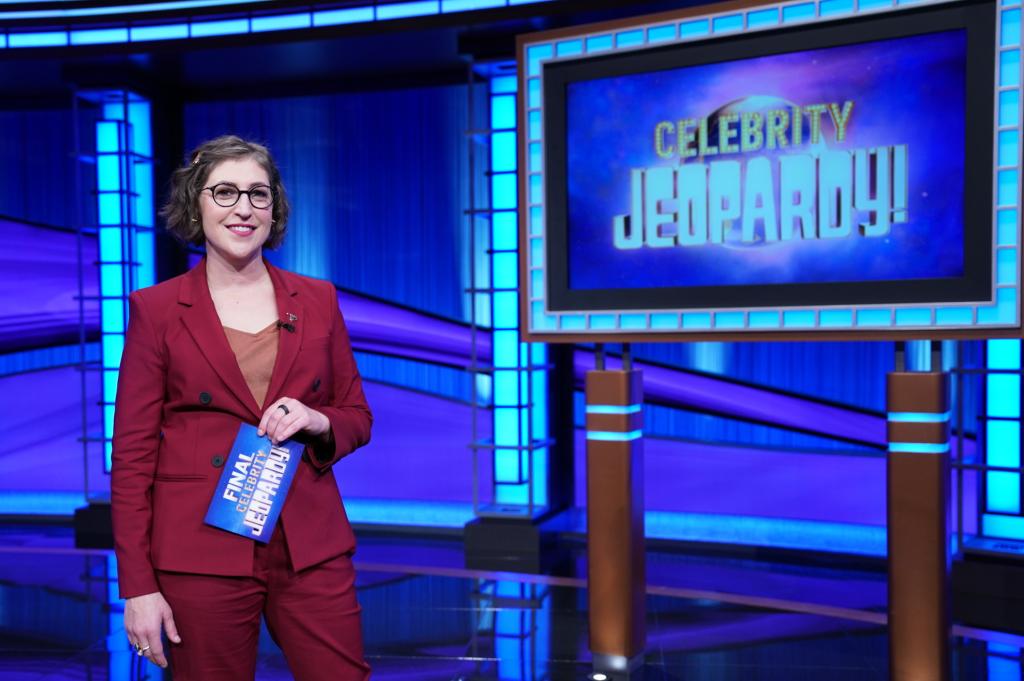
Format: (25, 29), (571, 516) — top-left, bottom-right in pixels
(93, 91), (155, 472)
(983, 339), (1023, 533)
(493, 581), (549, 681)
(489, 66), (547, 510)
(106, 554), (131, 681)
(494, 580), (528, 680)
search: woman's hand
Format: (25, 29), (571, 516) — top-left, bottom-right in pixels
(125, 591), (180, 668)
(259, 397), (331, 445)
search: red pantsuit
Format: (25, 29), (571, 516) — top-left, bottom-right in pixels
(157, 528), (369, 680)
(111, 259), (372, 678)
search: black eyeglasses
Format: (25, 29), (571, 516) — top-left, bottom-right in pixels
(203, 183), (274, 209)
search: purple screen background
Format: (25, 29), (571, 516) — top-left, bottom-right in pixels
(566, 30), (967, 290)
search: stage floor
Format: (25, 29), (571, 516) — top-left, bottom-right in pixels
(0, 523), (1017, 680)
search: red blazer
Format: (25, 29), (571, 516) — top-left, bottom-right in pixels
(111, 259), (372, 599)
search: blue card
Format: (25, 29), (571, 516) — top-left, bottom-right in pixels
(204, 424), (303, 543)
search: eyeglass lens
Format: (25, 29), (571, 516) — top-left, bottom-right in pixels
(209, 184), (274, 209)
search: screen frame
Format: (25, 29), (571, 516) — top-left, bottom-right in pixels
(544, 4), (993, 313)
(517, 0), (1020, 342)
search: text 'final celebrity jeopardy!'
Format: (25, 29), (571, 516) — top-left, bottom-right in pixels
(205, 424), (302, 543)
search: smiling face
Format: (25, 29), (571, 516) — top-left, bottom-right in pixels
(199, 157), (274, 269)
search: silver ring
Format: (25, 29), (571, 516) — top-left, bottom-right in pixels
(140, 645), (151, 652)
(277, 404), (290, 415)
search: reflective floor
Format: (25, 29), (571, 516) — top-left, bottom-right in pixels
(0, 524), (1021, 680)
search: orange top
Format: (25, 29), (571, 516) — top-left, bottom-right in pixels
(222, 321), (279, 409)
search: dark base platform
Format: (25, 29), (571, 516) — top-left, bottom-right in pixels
(463, 515), (564, 574)
(953, 551), (1024, 634)
(73, 501), (113, 549)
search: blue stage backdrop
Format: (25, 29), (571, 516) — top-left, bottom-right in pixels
(0, 216), (105, 511)
(0, 106), (102, 513)
(0, 109), (79, 229)
(185, 85), (476, 321)
(633, 340), (894, 450)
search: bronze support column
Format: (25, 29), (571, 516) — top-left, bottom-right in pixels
(887, 371), (951, 681)
(586, 369), (645, 679)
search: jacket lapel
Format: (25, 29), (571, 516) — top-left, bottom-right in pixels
(263, 261), (305, 407)
(178, 259), (263, 422)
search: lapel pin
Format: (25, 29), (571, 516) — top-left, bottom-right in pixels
(277, 313), (298, 333)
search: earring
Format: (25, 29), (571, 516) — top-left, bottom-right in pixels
(190, 218), (198, 223)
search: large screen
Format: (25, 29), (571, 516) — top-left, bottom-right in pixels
(566, 30), (966, 293)
(521, 0), (1017, 339)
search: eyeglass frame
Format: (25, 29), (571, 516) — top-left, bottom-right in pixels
(202, 182), (275, 209)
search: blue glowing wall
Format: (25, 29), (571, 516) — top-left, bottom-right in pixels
(185, 85), (475, 320)
(93, 92), (156, 471)
(983, 339), (1024, 540)
(486, 71), (549, 513)
(0, 109), (78, 228)
(0, 218), (106, 513)
(0, 217), (98, 352)
(0, 106), (105, 513)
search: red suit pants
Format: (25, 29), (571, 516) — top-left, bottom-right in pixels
(156, 528), (370, 681)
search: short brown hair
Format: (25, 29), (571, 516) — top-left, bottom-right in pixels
(161, 135), (291, 249)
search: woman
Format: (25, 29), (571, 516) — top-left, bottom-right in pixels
(111, 135), (372, 679)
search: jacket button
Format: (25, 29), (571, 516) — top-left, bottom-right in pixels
(199, 391), (212, 405)
(312, 377), (321, 392)
(211, 455), (225, 468)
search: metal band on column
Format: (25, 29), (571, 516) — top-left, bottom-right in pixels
(586, 369), (645, 678)
(887, 371), (951, 681)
